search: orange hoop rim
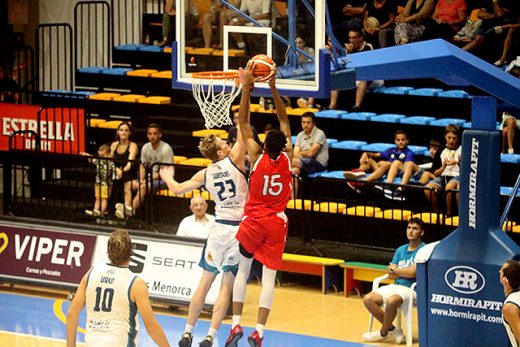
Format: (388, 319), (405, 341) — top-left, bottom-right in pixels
(192, 70), (239, 80)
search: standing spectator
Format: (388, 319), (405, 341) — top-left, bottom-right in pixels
(158, 0), (176, 47)
(115, 123), (173, 219)
(362, 218), (426, 343)
(202, 0), (241, 49)
(344, 130), (419, 200)
(364, 0), (398, 48)
(66, 229), (171, 347)
(81, 144), (116, 217)
(291, 112), (328, 196)
(500, 259), (520, 346)
(111, 122), (139, 219)
(425, 124), (462, 216)
(177, 196), (215, 239)
(230, 0), (271, 50)
(394, 0), (435, 45)
(424, 0), (467, 40)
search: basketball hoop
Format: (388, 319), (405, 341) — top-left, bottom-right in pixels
(192, 71), (241, 129)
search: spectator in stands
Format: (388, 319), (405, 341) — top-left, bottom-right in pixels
(227, 111), (261, 147)
(202, 0), (240, 49)
(66, 229), (171, 347)
(424, 124), (462, 216)
(364, 0), (398, 48)
(158, 0), (176, 47)
(81, 144), (116, 217)
(500, 259), (520, 346)
(394, 0), (435, 45)
(292, 112), (329, 196)
(331, 0), (367, 46)
(362, 217), (425, 343)
(343, 28), (384, 112)
(423, 0), (468, 41)
(495, 21), (520, 66)
(344, 129), (419, 200)
(177, 196), (214, 239)
(230, 0), (271, 51)
(116, 123), (174, 219)
(418, 138), (442, 185)
(111, 122), (139, 219)
(0, 65), (20, 103)
(295, 36), (317, 109)
(501, 111), (520, 154)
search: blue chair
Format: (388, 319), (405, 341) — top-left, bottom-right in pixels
(429, 118), (466, 127)
(101, 67), (133, 75)
(371, 114), (406, 123)
(315, 110), (348, 119)
(408, 88), (443, 97)
(501, 186), (520, 197)
(399, 116), (436, 125)
(308, 171), (327, 178)
(438, 90), (470, 98)
(361, 143), (395, 152)
(114, 44), (140, 51)
(408, 145), (429, 155)
(373, 86), (414, 95)
(341, 112), (376, 121)
(78, 66), (105, 73)
(463, 121), (501, 130)
(327, 138), (338, 145)
(138, 44), (163, 52)
(501, 154), (520, 164)
(331, 140), (368, 150)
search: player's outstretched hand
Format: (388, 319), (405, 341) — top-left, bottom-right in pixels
(159, 166), (174, 183)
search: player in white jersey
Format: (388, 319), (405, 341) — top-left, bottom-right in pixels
(500, 259), (520, 346)
(66, 229), (170, 347)
(160, 132), (247, 347)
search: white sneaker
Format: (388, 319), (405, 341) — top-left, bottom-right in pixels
(125, 205), (135, 216)
(115, 203), (125, 219)
(362, 331), (390, 342)
(85, 209), (101, 217)
(389, 328), (405, 344)
(508, 148), (514, 154)
(297, 97), (308, 108)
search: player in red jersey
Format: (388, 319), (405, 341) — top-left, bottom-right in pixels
(225, 63), (293, 347)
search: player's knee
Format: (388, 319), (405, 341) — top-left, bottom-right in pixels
(386, 295), (403, 308)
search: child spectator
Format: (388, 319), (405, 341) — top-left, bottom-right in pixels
(425, 124), (462, 216)
(343, 129), (419, 200)
(82, 144), (116, 217)
(418, 138), (442, 185)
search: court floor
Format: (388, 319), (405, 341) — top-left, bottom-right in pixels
(0, 283), (414, 346)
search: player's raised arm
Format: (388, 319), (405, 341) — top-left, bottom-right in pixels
(159, 166), (205, 195)
(269, 74), (293, 159)
(238, 63), (262, 164)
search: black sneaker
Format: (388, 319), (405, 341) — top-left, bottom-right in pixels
(179, 333), (193, 347)
(199, 336), (213, 347)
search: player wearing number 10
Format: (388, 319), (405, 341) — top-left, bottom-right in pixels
(159, 123), (247, 346)
(225, 63), (293, 347)
(66, 229), (170, 347)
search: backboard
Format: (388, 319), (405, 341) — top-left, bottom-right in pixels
(172, 0), (337, 97)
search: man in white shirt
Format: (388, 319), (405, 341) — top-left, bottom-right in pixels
(500, 259), (520, 347)
(177, 196), (215, 239)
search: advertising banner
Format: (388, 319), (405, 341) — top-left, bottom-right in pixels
(93, 235), (222, 305)
(0, 225), (97, 285)
(0, 103), (85, 154)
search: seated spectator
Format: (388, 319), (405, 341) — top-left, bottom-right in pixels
(494, 17), (520, 66)
(418, 138), (442, 185)
(394, 0), (435, 45)
(364, 0), (398, 48)
(344, 129), (419, 200)
(230, 0), (271, 51)
(292, 112), (329, 196)
(115, 123), (173, 219)
(331, 0), (367, 45)
(202, 0), (240, 48)
(362, 217), (426, 343)
(81, 144), (116, 217)
(176, 196), (215, 239)
(501, 111), (519, 154)
(423, 0), (467, 41)
(425, 124), (462, 216)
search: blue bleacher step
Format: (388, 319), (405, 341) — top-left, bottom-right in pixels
(327, 138), (338, 145)
(373, 86), (414, 95)
(438, 90), (470, 98)
(501, 153), (520, 164)
(315, 110), (348, 119)
(78, 66), (106, 73)
(100, 67), (133, 75)
(340, 112), (376, 121)
(330, 140), (367, 150)
(371, 114), (406, 123)
(429, 118), (466, 127)
(408, 145), (429, 155)
(463, 121), (500, 130)
(408, 88), (443, 97)
(114, 44), (140, 51)
(308, 170), (346, 179)
(361, 143), (394, 152)
(501, 186), (520, 196)
(42, 90), (95, 98)
(399, 116), (436, 125)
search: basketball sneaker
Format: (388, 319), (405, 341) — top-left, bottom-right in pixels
(247, 330), (263, 347)
(115, 203), (125, 219)
(225, 325), (243, 347)
(389, 328), (405, 344)
(199, 335), (213, 347)
(362, 330), (390, 342)
(178, 332), (193, 347)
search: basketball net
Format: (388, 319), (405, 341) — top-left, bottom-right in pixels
(191, 71), (241, 129)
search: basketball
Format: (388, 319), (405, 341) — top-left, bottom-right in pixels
(248, 54), (276, 81)
(365, 16), (380, 31)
